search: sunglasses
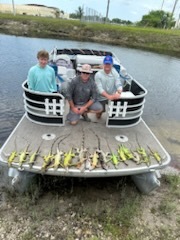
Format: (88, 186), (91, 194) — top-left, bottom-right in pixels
(81, 72), (90, 75)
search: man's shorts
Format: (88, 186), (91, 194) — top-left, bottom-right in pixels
(67, 101), (103, 122)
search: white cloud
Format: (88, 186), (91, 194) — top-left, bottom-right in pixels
(120, 0), (132, 6)
(131, 11), (138, 16)
(112, 0), (133, 6)
(142, 3), (158, 11)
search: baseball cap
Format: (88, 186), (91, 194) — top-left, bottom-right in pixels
(103, 55), (113, 65)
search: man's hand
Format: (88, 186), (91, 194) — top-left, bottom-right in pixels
(109, 93), (121, 101)
(71, 106), (80, 114)
(71, 106), (87, 114)
(116, 90), (122, 94)
(78, 106), (87, 115)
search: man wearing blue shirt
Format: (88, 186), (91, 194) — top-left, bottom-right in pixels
(27, 50), (57, 93)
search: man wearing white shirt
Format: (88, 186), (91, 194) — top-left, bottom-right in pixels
(94, 55), (122, 119)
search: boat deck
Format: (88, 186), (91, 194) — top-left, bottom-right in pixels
(0, 111), (171, 177)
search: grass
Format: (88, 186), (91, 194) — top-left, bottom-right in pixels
(164, 174), (180, 189)
(3, 176), (142, 239)
(1, 174), (179, 239)
(102, 195), (140, 238)
(0, 13), (180, 57)
(20, 231), (36, 240)
(158, 227), (175, 240)
(158, 198), (177, 215)
(0, 13), (179, 40)
(177, 215), (180, 224)
(156, 175), (180, 216)
(164, 174), (180, 198)
(86, 21), (180, 36)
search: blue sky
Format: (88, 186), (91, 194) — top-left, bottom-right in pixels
(3, 0), (180, 21)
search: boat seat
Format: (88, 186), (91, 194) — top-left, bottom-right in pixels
(58, 66), (67, 76)
(55, 54), (73, 68)
(66, 69), (76, 79)
(57, 66), (76, 82)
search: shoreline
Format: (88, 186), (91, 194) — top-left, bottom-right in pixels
(0, 13), (180, 58)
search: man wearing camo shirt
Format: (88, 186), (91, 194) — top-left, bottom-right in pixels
(66, 64), (103, 125)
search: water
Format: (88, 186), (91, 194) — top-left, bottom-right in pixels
(0, 34), (180, 163)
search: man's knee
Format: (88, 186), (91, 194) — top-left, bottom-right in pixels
(89, 101), (103, 112)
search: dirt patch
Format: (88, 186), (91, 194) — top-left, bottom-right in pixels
(130, 175), (180, 240)
(0, 170), (179, 240)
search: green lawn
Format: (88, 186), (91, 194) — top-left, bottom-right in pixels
(0, 13), (180, 57)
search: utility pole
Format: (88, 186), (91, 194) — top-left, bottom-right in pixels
(171, 0), (179, 17)
(169, 0), (179, 28)
(161, 0), (165, 10)
(12, 0), (16, 16)
(105, 0), (110, 23)
(175, 13), (180, 28)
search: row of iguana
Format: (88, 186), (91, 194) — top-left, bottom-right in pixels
(5, 143), (163, 172)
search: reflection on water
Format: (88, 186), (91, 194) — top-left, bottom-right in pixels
(0, 34), (180, 160)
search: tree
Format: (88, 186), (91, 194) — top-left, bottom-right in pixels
(69, 6), (84, 20)
(138, 10), (175, 28)
(112, 18), (122, 24)
(55, 10), (60, 18)
(69, 13), (79, 19)
(112, 18), (132, 25)
(76, 6), (84, 20)
(60, 10), (64, 18)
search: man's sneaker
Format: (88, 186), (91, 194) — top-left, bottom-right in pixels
(82, 113), (91, 122)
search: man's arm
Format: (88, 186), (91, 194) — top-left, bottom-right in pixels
(66, 80), (74, 102)
(78, 99), (94, 115)
(27, 68), (35, 90)
(68, 100), (80, 114)
(101, 91), (113, 100)
(94, 73), (112, 100)
(95, 72), (120, 100)
(94, 72), (104, 95)
(101, 91), (120, 101)
(68, 99), (93, 115)
(66, 80), (80, 114)
(51, 69), (57, 92)
(114, 70), (123, 93)
(85, 99), (94, 108)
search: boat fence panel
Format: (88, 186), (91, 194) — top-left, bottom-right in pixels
(44, 98), (64, 115)
(106, 99), (145, 128)
(22, 81), (66, 126)
(24, 97), (65, 126)
(108, 101), (128, 118)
